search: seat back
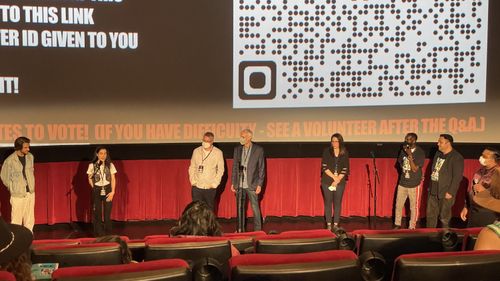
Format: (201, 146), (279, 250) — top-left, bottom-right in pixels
(353, 228), (462, 280)
(230, 250), (362, 281)
(145, 237), (232, 281)
(52, 258), (191, 281)
(254, 229), (337, 254)
(392, 250), (500, 281)
(31, 239), (80, 249)
(31, 243), (123, 267)
(0, 271), (15, 281)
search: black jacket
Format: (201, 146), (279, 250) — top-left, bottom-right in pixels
(430, 149), (464, 198)
(231, 143), (265, 191)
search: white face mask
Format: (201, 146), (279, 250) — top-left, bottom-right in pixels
(479, 156), (487, 166)
(239, 137), (247, 145)
(202, 141), (212, 149)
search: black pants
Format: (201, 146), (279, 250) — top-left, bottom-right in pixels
(426, 193), (455, 228)
(92, 185), (112, 237)
(321, 182), (346, 224)
(192, 186), (217, 211)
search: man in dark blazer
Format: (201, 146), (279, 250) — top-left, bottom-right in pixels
(231, 129), (265, 232)
(426, 134), (464, 228)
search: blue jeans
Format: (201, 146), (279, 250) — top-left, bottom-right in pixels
(236, 188), (262, 231)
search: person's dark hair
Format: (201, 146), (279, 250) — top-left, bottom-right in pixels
(91, 146), (112, 168)
(204, 131), (215, 139)
(14, 137), (30, 151)
(440, 134), (454, 145)
(170, 201), (222, 237)
(406, 132), (418, 141)
(330, 133), (347, 156)
(485, 147), (500, 163)
(94, 235), (132, 264)
(0, 252), (32, 281)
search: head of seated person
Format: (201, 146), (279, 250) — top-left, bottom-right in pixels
(0, 217), (33, 281)
(170, 201), (222, 237)
(94, 235), (133, 263)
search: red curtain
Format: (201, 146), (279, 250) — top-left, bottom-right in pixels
(0, 158), (480, 225)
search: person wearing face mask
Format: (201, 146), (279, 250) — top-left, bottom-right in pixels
(188, 132), (224, 211)
(460, 148), (500, 227)
(426, 134), (464, 228)
(393, 133), (426, 229)
(231, 129), (265, 232)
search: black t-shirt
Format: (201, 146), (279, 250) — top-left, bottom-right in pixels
(18, 155), (29, 192)
(397, 145), (425, 188)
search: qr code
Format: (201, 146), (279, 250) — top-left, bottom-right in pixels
(233, 0), (488, 108)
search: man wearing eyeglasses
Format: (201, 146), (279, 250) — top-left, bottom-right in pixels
(426, 134), (464, 228)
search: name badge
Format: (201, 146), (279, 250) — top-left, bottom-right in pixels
(198, 165), (204, 173)
(100, 188), (106, 196)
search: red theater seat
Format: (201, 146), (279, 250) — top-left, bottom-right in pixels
(230, 250), (361, 281)
(254, 229), (337, 254)
(0, 271), (15, 281)
(145, 236), (232, 280)
(52, 258), (191, 281)
(31, 242), (123, 267)
(454, 227), (483, 250)
(222, 230), (266, 238)
(353, 228), (464, 281)
(31, 239), (80, 249)
(392, 250), (500, 281)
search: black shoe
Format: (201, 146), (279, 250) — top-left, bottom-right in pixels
(393, 225), (401, 230)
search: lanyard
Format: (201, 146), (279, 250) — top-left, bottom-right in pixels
(201, 148), (213, 165)
(242, 146), (251, 165)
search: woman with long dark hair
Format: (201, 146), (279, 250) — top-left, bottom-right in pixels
(170, 200), (222, 237)
(87, 146), (117, 237)
(321, 133), (350, 231)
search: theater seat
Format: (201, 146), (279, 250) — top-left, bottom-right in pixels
(31, 242), (123, 267)
(254, 229), (337, 254)
(222, 230), (266, 238)
(0, 271), (15, 281)
(353, 228), (463, 280)
(145, 236), (232, 281)
(52, 258), (191, 281)
(392, 250), (500, 281)
(230, 250), (361, 281)
(457, 227), (483, 250)
(31, 239), (80, 249)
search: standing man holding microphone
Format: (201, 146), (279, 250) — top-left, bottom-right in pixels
(393, 133), (426, 229)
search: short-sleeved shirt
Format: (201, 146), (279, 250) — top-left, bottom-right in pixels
(397, 145), (425, 188)
(87, 163), (117, 187)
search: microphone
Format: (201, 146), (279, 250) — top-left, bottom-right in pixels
(370, 151), (375, 159)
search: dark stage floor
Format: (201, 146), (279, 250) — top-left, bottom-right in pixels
(32, 216), (468, 240)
